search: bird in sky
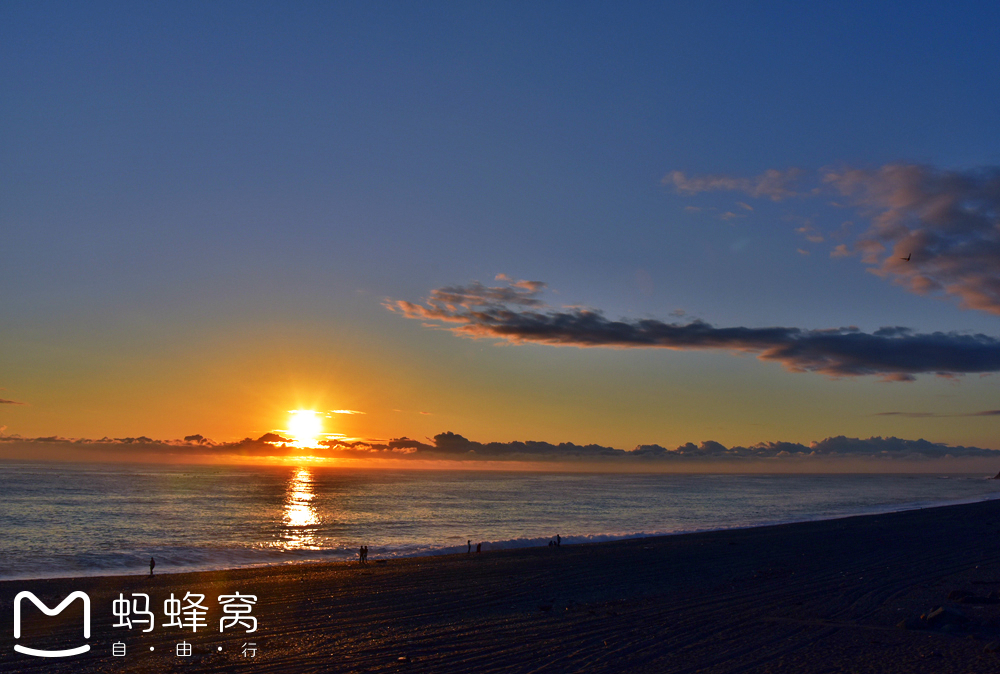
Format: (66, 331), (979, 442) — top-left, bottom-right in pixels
(900, 253), (911, 261)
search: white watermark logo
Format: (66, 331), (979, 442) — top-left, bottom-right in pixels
(13, 591), (91, 658)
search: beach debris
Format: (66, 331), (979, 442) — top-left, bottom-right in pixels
(922, 606), (968, 629)
(538, 603), (553, 612)
(901, 605), (974, 631)
(397, 655), (410, 662)
(947, 589), (999, 605)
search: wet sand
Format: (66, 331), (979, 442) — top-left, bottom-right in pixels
(5, 498), (1000, 673)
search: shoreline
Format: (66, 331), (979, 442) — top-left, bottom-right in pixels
(5, 486), (999, 584)
(6, 498), (1000, 672)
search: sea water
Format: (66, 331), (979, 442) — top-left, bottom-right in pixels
(1, 462), (999, 580)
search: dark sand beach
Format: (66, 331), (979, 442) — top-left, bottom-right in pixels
(6, 498), (1000, 673)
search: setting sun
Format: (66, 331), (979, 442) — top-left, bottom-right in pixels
(287, 410), (323, 448)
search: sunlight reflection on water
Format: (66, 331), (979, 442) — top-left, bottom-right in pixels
(282, 468), (320, 548)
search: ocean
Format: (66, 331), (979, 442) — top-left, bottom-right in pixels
(2, 462), (999, 581)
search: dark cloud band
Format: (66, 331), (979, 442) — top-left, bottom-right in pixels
(3, 431), (996, 463)
(322, 432), (999, 461)
(387, 280), (1000, 381)
(876, 409), (1000, 418)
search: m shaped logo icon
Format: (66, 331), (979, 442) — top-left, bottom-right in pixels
(13, 591), (91, 657)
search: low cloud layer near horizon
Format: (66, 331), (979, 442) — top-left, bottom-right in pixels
(2, 431), (998, 466)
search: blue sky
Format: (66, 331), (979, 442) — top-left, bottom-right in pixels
(3, 1), (1000, 460)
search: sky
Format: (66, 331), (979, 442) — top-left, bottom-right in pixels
(3, 1), (1000, 468)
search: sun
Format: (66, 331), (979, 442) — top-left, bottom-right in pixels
(287, 410), (323, 448)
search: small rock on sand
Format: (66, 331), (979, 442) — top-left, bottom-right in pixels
(922, 606), (968, 628)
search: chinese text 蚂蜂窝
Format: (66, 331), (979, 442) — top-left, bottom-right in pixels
(112, 592), (257, 633)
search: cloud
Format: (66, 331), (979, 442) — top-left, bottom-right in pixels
(386, 277), (547, 325)
(0, 432), (305, 460)
(664, 168), (805, 201)
(389, 279), (1000, 381)
(394, 279), (546, 320)
(320, 432), (1000, 462)
(2, 431), (997, 466)
(258, 432), (293, 444)
(0, 398), (26, 405)
(320, 432), (624, 461)
(875, 409), (1000, 418)
(796, 225), (824, 243)
(331, 409), (364, 415)
(820, 164), (1000, 315)
(670, 163), (1000, 316)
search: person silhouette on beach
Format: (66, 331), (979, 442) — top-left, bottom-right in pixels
(359, 545), (364, 564)
(467, 540), (471, 555)
(149, 557), (155, 577)
(556, 534), (561, 547)
(476, 542), (481, 554)
(363, 545), (368, 562)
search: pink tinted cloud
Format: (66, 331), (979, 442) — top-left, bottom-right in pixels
(669, 162), (1000, 316)
(664, 168), (805, 201)
(825, 164), (1000, 314)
